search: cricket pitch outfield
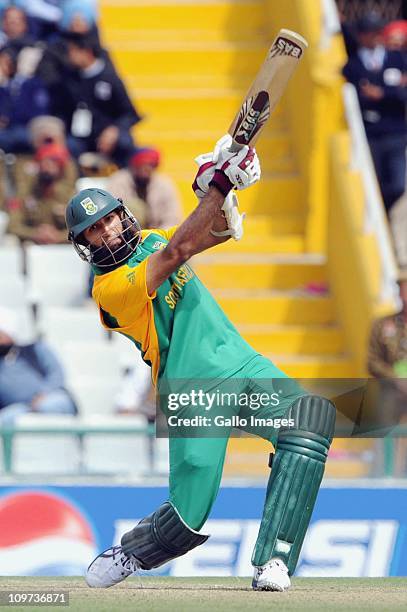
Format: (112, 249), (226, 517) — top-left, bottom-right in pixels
(0, 577), (406, 611)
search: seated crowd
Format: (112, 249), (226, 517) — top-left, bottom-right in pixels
(0, 0), (181, 246)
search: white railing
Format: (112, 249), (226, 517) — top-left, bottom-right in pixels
(320, 0), (342, 50)
(342, 82), (400, 306)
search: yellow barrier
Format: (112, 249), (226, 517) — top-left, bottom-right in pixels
(327, 132), (395, 375)
(265, 0), (346, 253)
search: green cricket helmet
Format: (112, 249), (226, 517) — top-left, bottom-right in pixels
(65, 187), (141, 269)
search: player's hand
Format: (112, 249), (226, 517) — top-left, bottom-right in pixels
(210, 143), (261, 196)
(97, 125), (119, 154)
(192, 134), (244, 201)
(192, 133), (261, 199)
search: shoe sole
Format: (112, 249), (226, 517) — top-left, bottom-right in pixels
(252, 580), (289, 592)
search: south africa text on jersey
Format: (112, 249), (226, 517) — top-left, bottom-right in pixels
(165, 264), (195, 309)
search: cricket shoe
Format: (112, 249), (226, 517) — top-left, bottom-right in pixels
(252, 558), (291, 592)
(86, 545), (140, 588)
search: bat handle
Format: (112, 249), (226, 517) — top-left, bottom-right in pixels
(228, 140), (244, 153)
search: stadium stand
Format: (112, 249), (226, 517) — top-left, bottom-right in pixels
(37, 305), (108, 344)
(12, 414), (81, 475)
(0, 243), (24, 276)
(25, 244), (89, 306)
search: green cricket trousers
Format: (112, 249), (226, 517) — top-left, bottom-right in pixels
(163, 354), (305, 530)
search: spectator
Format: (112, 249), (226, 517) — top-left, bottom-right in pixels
(29, 114), (66, 148)
(60, 0), (97, 36)
(37, 0), (101, 87)
(107, 148), (182, 229)
(367, 270), (407, 475)
(0, 307), (77, 426)
(35, 3), (104, 114)
(6, 142), (76, 243)
(0, 45), (50, 153)
(19, 113), (77, 183)
(0, 4), (45, 77)
(337, 6), (358, 58)
(343, 14), (407, 211)
(9, 1), (96, 42)
(57, 32), (141, 167)
(0, 5), (34, 51)
(383, 20), (407, 52)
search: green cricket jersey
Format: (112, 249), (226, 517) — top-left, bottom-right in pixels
(92, 226), (258, 385)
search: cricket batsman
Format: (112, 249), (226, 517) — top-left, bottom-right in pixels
(65, 136), (335, 591)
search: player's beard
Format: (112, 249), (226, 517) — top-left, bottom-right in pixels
(91, 218), (140, 270)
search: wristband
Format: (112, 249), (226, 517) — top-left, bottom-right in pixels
(209, 170), (234, 197)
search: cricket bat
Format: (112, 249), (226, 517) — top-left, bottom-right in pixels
(228, 29), (308, 151)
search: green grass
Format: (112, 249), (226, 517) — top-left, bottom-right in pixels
(0, 577), (406, 611)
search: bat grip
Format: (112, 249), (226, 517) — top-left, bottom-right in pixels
(228, 139), (244, 153)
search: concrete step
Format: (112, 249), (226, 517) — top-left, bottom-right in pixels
(135, 93), (285, 133)
(238, 324), (344, 354)
(177, 177), (303, 215)
(243, 214), (306, 235)
(125, 73), (256, 92)
(214, 235), (305, 254)
(213, 289), (334, 324)
(266, 354), (355, 378)
(110, 45), (268, 81)
(193, 254), (326, 289)
(104, 27), (268, 45)
(99, 0), (266, 34)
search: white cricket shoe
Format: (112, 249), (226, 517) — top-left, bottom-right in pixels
(86, 545), (140, 588)
(252, 558), (291, 592)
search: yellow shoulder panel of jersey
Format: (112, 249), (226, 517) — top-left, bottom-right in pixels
(141, 226), (178, 242)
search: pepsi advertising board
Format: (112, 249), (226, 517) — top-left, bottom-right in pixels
(0, 484), (406, 577)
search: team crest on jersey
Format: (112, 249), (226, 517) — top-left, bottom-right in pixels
(80, 196), (98, 215)
(127, 271), (135, 285)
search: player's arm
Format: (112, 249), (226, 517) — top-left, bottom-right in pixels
(146, 186), (227, 294)
(146, 144), (260, 294)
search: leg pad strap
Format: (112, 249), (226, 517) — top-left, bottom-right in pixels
(121, 501), (209, 569)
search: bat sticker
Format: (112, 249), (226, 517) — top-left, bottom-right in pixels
(233, 91), (270, 145)
(269, 36), (303, 60)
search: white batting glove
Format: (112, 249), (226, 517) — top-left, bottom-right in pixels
(212, 133), (234, 163)
(192, 137), (246, 241)
(192, 152), (214, 200)
(211, 191), (246, 241)
(192, 133), (261, 199)
(192, 134), (241, 200)
(211, 142), (261, 196)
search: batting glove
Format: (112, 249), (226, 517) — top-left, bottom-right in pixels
(192, 135), (249, 241)
(192, 152), (215, 200)
(192, 133), (261, 199)
(210, 191), (246, 241)
(192, 134), (234, 199)
(210, 136), (261, 197)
